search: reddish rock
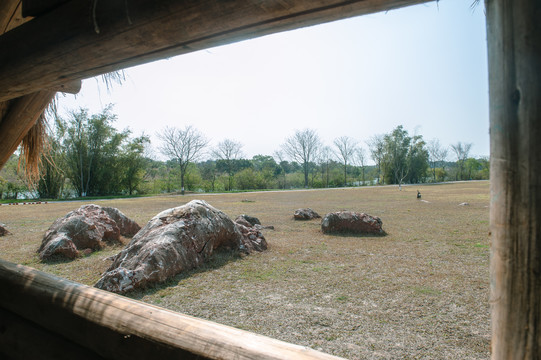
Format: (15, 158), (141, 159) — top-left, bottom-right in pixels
(95, 200), (267, 294)
(294, 208), (321, 220)
(321, 211), (384, 235)
(38, 204), (140, 260)
(236, 223), (268, 253)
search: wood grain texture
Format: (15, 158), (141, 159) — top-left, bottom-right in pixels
(0, 0), (431, 102)
(0, 259), (345, 360)
(486, 0), (541, 358)
(0, 90), (55, 169)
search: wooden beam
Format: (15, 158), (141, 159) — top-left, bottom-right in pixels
(486, 0), (541, 358)
(52, 80), (82, 94)
(22, 0), (70, 17)
(0, 90), (55, 170)
(0, 259), (345, 360)
(0, 0), (431, 102)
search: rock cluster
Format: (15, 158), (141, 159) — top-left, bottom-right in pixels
(293, 208), (321, 220)
(38, 204), (140, 260)
(321, 211), (384, 235)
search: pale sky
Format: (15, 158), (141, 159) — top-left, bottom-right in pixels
(58, 0), (489, 163)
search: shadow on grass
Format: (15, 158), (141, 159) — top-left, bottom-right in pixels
(39, 254), (79, 265)
(321, 231), (388, 238)
(127, 249), (243, 300)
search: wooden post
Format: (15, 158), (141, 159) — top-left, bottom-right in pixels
(0, 90), (56, 170)
(486, 0), (541, 358)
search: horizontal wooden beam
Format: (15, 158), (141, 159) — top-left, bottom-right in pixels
(0, 259), (344, 360)
(0, 90), (56, 170)
(0, 0), (431, 102)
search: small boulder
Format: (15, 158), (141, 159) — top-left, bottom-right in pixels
(235, 214), (261, 227)
(294, 208), (321, 220)
(95, 200), (266, 294)
(0, 223), (11, 236)
(236, 223), (268, 253)
(38, 204), (140, 260)
(321, 211), (384, 235)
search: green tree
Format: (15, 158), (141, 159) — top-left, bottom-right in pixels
(121, 135), (151, 195)
(61, 105), (128, 196)
(382, 126), (428, 188)
(198, 160), (218, 192)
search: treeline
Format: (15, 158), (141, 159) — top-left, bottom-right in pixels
(0, 106), (489, 199)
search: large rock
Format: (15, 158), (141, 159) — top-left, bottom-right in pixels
(38, 204), (140, 260)
(321, 211), (384, 235)
(95, 200), (266, 294)
(294, 208), (321, 220)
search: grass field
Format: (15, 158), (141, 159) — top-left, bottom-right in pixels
(0, 182), (490, 359)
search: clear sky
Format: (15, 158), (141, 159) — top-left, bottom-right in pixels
(58, 0), (488, 163)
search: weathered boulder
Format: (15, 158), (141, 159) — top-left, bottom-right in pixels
(95, 200), (267, 294)
(235, 214), (261, 227)
(38, 204), (140, 260)
(294, 208), (321, 220)
(321, 211), (384, 235)
(0, 223), (11, 236)
(236, 223), (268, 253)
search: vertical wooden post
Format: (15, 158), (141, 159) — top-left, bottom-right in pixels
(486, 0), (541, 358)
(0, 90), (56, 170)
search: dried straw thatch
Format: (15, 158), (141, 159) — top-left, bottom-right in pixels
(0, 1), (126, 183)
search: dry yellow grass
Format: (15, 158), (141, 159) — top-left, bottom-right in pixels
(0, 182), (490, 359)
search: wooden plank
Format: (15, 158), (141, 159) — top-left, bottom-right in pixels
(0, 307), (101, 360)
(0, 0), (431, 102)
(486, 0), (541, 358)
(0, 259), (345, 360)
(0, 90), (56, 170)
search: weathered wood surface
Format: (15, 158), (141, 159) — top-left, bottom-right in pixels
(0, 0), (431, 102)
(22, 0), (70, 17)
(486, 0), (541, 358)
(0, 0), (30, 34)
(0, 90), (56, 170)
(0, 259), (345, 360)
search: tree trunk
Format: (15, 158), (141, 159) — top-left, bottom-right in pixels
(343, 162), (347, 187)
(180, 163), (185, 195)
(486, 0), (541, 358)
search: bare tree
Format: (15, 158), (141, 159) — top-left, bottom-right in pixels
(450, 142), (473, 180)
(281, 129), (321, 188)
(355, 147), (367, 185)
(273, 150), (287, 189)
(213, 139), (243, 191)
(366, 134), (385, 185)
(333, 136), (358, 187)
(318, 146), (332, 188)
(427, 139), (448, 182)
(157, 125), (208, 195)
